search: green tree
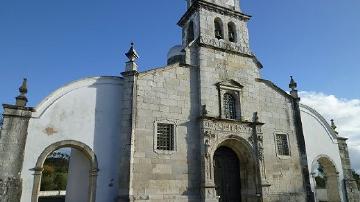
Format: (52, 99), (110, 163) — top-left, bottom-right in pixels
(41, 165), (56, 190)
(315, 176), (326, 188)
(315, 164), (327, 188)
(54, 173), (67, 190)
(40, 150), (69, 191)
(352, 170), (360, 190)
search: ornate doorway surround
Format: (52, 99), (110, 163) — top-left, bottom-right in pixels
(201, 113), (266, 202)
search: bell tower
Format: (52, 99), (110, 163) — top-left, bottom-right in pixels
(179, 0), (253, 66)
(178, 1), (264, 202)
(187, 0), (241, 11)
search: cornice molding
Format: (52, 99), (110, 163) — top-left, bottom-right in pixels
(178, 0), (251, 26)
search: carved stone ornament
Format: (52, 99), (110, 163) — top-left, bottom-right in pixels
(204, 130), (216, 139)
(203, 120), (252, 134)
(205, 139), (211, 158)
(199, 36), (251, 55)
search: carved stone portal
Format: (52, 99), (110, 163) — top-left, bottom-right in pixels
(201, 117), (264, 202)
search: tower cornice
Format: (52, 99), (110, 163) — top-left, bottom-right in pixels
(178, 0), (251, 26)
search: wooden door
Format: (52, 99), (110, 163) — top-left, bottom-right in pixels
(214, 147), (241, 202)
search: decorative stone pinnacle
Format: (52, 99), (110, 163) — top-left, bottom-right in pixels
(125, 42), (139, 62)
(15, 78), (28, 107)
(124, 42), (139, 72)
(289, 76), (299, 99)
(331, 119), (339, 134)
(289, 76), (297, 90)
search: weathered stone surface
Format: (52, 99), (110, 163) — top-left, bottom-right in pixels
(338, 138), (360, 202)
(1, 1), (357, 202)
(0, 105), (32, 202)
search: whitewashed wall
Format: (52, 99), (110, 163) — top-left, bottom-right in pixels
(301, 104), (345, 202)
(66, 148), (90, 202)
(21, 77), (124, 202)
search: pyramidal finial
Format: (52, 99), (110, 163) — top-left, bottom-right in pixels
(125, 42), (139, 62)
(289, 76), (299, 99)
(124, 42), (139, 72)
(16, 78), (28, 107)
(331, 119), (339, 134)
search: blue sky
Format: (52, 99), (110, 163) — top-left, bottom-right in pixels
(1, 0), (359, 107)
(0, 0), (360, 171)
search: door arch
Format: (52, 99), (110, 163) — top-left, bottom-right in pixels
(214, 146), (241, 202)
(31, 140), (98, 202)
(212, 137), (259, 202)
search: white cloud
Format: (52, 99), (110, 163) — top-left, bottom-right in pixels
(300, 91), (360, 173)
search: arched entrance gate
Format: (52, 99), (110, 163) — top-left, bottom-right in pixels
(31, 140), (98, 202)
(311, 156), (341, 202)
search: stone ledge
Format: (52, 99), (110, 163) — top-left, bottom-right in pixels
(3, 104), (35, 113)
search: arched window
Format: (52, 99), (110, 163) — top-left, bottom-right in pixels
(228, 22), (237, 42)
(224, 93), (236, 119)
(187, 21), (195, 43)
(214, 18), (224, 39)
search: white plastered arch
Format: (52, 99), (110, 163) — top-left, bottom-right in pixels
(300, 104), (346, 202)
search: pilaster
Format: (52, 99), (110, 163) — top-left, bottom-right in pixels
(289, 77), (314, 202)
(337, 137), (360, 202)
(0, 78), (34, 201)
(118, 44), (139, 202)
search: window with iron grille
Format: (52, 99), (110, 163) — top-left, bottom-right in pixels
(276, 134), (290, 156)
(224, 93), (236, 119)
(156, 123), (174, 151)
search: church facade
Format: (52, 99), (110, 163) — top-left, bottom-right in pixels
(0, 0), (359, 202)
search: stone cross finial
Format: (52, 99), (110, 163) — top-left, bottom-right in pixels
(15, 78), (28, 107)
(252, 112), (259, 123)
(289, 76), (299, 99)
(331, 119), (339, 134)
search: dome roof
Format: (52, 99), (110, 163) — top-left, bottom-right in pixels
(167, 45), (185, 65)
(167, 45), (184, 60)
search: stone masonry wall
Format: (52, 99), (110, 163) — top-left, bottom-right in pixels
(130, 63), (201, 202)
(196, 44), (306, 201)
(192, 3), (307, 200)
(0, 106), (32, 202)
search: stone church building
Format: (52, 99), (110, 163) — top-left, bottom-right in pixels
(0, 0), (359, 202)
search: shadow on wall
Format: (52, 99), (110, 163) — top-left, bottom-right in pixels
(90, 78), (124, 202)
(184, 65), (201, 201)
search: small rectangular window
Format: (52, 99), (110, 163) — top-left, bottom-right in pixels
(276, 134), (290, 156)
(157, 123), (174, 151)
